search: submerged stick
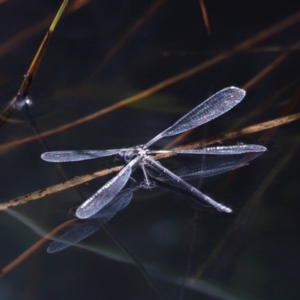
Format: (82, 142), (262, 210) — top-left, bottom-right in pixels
(0, 0), (69, 128)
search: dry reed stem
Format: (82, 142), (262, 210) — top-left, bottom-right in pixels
(89, 0), (167, 78)
(1, 9), (300, 152)
(0, 0), (89, 58)
(199, 0), (211, 35)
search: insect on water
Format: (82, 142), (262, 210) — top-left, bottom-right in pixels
(41, 87), (267, 220)
(47, 150), (263, 253)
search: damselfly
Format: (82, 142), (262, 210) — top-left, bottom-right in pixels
(47, 151), (263, 253)
(42, 87), (266, 219)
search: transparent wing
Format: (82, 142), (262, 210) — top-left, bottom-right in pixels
(173, 144), (267, 155)
(41, 149), (129, 162)
(175, 152), (264, 180)
(76, 156), (140, 219)
(47, 188), (135, 253)
(150, 144), (267, 156)
(145, 87), (245, 147)
(88, 187), (136, 219)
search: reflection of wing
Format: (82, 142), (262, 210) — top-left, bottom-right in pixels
(145, 156), (232, 213)
(148, 151), (264, 210)
(47, 188), (135, 253)
(47, 220), (101, 253)
(175, 152), (264, 180)
(76, 156), (140, 219)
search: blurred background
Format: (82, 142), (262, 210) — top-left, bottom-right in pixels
(0, 0), (300, 299)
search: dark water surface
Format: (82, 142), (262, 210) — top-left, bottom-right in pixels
(0, 0), (300, 299)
